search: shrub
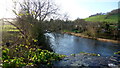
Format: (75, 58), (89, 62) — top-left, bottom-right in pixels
(1, 45), (66, 68)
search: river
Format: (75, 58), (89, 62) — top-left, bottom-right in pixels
(45, 32), (120, 56)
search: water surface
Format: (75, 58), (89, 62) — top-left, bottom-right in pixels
(45, 33), (120, 56)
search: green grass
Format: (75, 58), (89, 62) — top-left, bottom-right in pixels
(1, 25), (19, 32)
(79, 52), (100, 56)
(85, 14), (118, 24)
(63, 30), (70, 32)
(2, 25), (20, 44)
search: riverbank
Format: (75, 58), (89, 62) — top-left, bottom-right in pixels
(62, 32), (120, 44)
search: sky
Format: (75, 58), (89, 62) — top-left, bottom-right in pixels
(0, 0), (119, 20)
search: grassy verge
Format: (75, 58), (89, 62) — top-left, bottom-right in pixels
(62, 31), (120, 44)
(85, 14), (118, 23)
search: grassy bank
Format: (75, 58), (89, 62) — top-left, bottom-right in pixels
(85, 14), (118, 24)
(62, 31), (120, 44)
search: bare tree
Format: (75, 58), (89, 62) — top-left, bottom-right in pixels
(13, 0), (58, 22)
(5, 0), (59, 49)
(12, 0), (59, 37)
(11, 0), (59, 34)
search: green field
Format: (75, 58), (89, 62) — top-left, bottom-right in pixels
(1, 25), (19, 32)
(2, 25), (20, 44)
(85, 14), (118, 24)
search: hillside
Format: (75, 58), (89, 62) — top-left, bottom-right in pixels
(85, 9), (119, 24)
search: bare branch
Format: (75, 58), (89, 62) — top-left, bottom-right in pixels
(4, 19), (27, 38)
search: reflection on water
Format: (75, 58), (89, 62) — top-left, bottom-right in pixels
(45, 33), (120, 56)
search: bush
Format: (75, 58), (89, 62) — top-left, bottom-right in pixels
(1, 45), (66, 68)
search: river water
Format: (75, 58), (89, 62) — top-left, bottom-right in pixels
(45, 33), (120, 56)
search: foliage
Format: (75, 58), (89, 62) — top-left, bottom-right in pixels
(1, 45), (66, 68)
(11, 0), (59, 50)
(2, 25), (18, 32)
(80, 52), (100, 56)
(72, 30), (81, 33)
(63, 30), (70, 32)
(70, 52), (100, 56)
(114, 51), (120, 55)
(2, 24), (20, 45)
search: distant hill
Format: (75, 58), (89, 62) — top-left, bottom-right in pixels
(85, 9), (120, 24)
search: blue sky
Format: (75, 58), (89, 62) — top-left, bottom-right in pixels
(0, 0), (119, 20)
(77, 2), (117, 13)
(55, 0), (119, 20)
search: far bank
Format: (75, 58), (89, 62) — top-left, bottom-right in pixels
(62, 32), (120, 44)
